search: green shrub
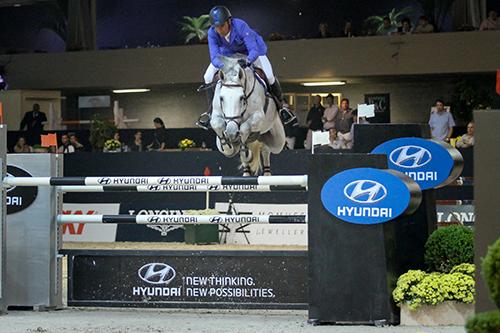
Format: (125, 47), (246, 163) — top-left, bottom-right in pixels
(482, 238), (500, 308)
(466, 310), (500, 333)
(425, 225), (474, 273)
(393, 265), (475, 310)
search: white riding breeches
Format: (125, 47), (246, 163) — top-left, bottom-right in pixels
(203, 55), (276, 85)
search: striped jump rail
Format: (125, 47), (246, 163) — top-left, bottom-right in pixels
(57, 214), (308, 224)
(4, 175), (308, 187)
(57, 184), (306, 192)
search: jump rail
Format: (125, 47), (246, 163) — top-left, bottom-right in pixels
(57, 214), (308, 224)
(3, 175), (308, 187)
(57, 184), (306, 192)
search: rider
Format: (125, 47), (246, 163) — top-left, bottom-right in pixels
(197, 5), (296, 129)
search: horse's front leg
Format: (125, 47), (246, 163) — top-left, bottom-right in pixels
(239, 110), (264, 145)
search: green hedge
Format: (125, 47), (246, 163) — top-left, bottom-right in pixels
(466, 310), (500, 333)
(424, 225), (474, 273)
(482, 238), (500, 308)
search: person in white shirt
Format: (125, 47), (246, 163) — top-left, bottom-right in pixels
(480, 10), (500, 31)
(428, 99), (455, 142)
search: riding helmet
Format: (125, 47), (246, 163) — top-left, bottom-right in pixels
(209, 6), (232, 26)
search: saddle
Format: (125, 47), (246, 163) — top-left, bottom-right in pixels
(251, 67), (281, 114)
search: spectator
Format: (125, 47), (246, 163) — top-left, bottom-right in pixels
(414, 16), (434, 34)
(13, 136), (33, 153)
(19, 103), (47, 145)
(340, 21), (355, 37)
(58, 134), (75, 153)
(342, 109), (370, 149)
(305, 95), (325, 149)
(398, 17), (413, 34)
(69, 133), (85, 152)
(148, 117), (168, 151)
(479, 10), (500, 31)
(332, 98), (355, 138)
(322, 94), (339, 132)
(129, 131), (145, 152)
(268, 32), (285, 41)
(378, 17), (396, 36)
(455, 122), (475, 148)
(316, 22), (332, 38)
(428, 99), (455, 142)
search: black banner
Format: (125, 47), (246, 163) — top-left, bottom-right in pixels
(66, 250), (308, 309)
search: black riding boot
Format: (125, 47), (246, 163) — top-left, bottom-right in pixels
(196, 85), (215, 130)
(270, 80), (298, 126)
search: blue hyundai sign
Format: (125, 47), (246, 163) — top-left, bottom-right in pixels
(321, 168), (421, 225)
(372, 138), (463, 190)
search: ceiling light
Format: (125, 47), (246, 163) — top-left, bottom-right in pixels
(112, 88), (151, 94)
(301, 81), (346, 86)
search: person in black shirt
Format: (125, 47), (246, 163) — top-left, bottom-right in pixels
(19, 103), (47, 145)
(148, 117), (167, 151)
(305, 95), (325, 149)
(129, 131), (145, 152)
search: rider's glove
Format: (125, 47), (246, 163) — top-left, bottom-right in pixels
(237, 59), (250, 68)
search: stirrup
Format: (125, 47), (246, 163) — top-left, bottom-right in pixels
(196, 112), (211, 130)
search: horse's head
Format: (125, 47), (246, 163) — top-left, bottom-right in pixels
(218, 56), (249, 142)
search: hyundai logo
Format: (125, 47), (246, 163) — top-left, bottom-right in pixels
(158, 177), (171, 185)
(344, 180), (387, 204)
(138, 263), (176, 285)
(147, 185), (160, 191)
(208, 185), (220, 190)
(389, 145), (432, 169)
(209, 216), (222, 223)
(147, 216), (161, 223)
(98, 177), (112, 185)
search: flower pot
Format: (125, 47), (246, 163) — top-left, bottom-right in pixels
(400, 301), (474, 326)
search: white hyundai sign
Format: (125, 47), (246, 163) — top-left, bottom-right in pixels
(62, 203), (120, 242)
(215, 203), (307, 246)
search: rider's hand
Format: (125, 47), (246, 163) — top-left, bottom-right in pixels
(238, 59), (250, 68)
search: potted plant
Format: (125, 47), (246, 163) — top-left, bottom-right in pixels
(178, 14), (211, 44)
(89, 116), (117, 151)
(178, 138), (196, 151)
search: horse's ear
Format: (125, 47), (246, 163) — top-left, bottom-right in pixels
(238, 68), (244, 80)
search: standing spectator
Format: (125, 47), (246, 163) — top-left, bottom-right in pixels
(148, 117), (168, 151)
(378, 17), (396, 36)
(316, 22), (332, 38)
(305, 95), (325, 149)
(13, 136), (33, 153)
(332, 98), (355, 136)
(340, 21), (355, 37)
(69, 133), (85, 152)
(282, 99), (298, 150)
(322, 94), (339, 132)
(58, 134), (75, 153)
(429, 99), (455, 142)
(479, 10), (500, 31)
(414, 16), (434, 33)
(129, 131), (145, 152)
(455, 122), (475, 148)
(19, 103), (47, 145)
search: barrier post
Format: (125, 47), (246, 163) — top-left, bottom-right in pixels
(0, 125), (6, 313)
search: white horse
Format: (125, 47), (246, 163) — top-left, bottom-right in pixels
(210, 57), (285, 176)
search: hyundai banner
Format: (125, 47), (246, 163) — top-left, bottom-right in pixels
(372, 137), (463, 190)
(321, 167), (421, 224)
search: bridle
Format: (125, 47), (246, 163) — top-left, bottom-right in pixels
(219, 66), (257, 125)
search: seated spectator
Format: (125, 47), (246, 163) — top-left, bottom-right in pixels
(342, 109), (370, 149)
(479, 10), (500, 31)
(147, 117), (168, 151)
(129, 131), (145, 152)
(378, 17), (396, 36)
(69, 133), (85, 152)
(58, 134), (75, 153)
(414, 16), (434, 33)
(305, 95), (325, 149)
(398, 17), (413, 35)
(13, 136), (33, 153)
(340, 21), (355, 37)
(322, 94), (338, 131)
(455, 122), (475, 148)
(428, 99), (455, 142)
(316, 22), (332, 38)
(268, 32), (285, 41)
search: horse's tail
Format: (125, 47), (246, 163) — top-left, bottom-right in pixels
(247, 141), (263, 175)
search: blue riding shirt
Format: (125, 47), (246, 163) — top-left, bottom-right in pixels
(208, 18), (267, 69)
